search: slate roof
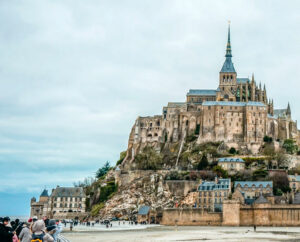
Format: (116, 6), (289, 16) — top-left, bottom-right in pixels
(138, 206), (150, 215)
(218, 157), (244, 163)
(198, 178), (230, 191)
(51, 187), (85, 198)
(40, 189), (49, 197)
(187, 89), (217, 96)
(289, 175), (300, 182)
(220, 57), (236, 73)
(273, 109), (287, 118)
(237, 78), (250, 84)
(202, 101), (266, 107)
(254, 194), (269, 204)
(234, 181), (273, 188)
(167, 102), (186, 108)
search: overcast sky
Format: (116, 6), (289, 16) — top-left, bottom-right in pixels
(1, 0), (300, 215)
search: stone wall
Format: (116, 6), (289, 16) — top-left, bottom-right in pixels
(164, 180), (199, 197)
(161, 201), (300, 226)
(239, 204), (300, 226)
(161, 208), (222, 226)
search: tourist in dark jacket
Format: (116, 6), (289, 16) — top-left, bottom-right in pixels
(0, 217), (14, 242)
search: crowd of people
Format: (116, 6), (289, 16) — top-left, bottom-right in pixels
(0, 216), (63, 242)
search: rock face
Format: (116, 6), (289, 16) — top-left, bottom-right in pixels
(98, 171), (171, 219)
(94, 170), (199, 219)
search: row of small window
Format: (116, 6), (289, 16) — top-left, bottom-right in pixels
(199, 191), (228, 196)
(208, 106), (265, 111)
(53, 203), (82, 208)
(54, 197), (83, 202)
(140, 121), (160, 127)
(199, 198), (222, 203)
(190, 97), (215, 103)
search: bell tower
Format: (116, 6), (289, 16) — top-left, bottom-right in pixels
(219, 22), (237, 101)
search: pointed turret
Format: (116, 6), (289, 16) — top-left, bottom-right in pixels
(287, 102), (291, 117)
(251, 73), (255, 83)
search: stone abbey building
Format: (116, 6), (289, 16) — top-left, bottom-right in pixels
(30, 187), (87, 219)
(124, 25), (299, 163)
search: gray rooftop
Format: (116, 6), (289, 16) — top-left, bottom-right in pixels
(202, 101), (266, 107)
(234, 181), (273, 188)
(237, 78), (250, 84)
(198, 178), (231, 191)
(273, 109), (287, 118)
(220, 57), (236, 73)
(187, 89), (217, 96)
(138, 206), (150, 215)
(254, 194), (269, 204)
(218, 157), (244, 163)
(40, 189), (49, 197)
(51, 187), (85, 198)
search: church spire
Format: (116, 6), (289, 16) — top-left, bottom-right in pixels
(225, 21), (232, 58)
(220, 21), (236, 73)
(287, 102), (291, 116)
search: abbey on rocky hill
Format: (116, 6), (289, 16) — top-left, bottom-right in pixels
(124, 24), (299, 162)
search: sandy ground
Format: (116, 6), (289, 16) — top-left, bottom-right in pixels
(62, 223), (300, 242)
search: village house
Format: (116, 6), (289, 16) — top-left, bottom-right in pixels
(197, 177), (231, 212)
(218, 157), (245, 172)
(234, 181), (273, 204)
(30, 186), (86, 219)
(288, 174), (300, 192)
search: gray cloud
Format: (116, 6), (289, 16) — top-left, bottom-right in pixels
(0, 0), (299, 197)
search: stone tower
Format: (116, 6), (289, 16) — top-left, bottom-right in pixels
(219, 22), (237, 101)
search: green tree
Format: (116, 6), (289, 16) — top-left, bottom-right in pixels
(116, 151), (127, 166)
(134, 146), (163, 170)
(96, 161), (111, 179)
(197, 154), (208, 170)
(252, 169), (268, 180)
(229, 147), (237, 154)
(269, 172), (290, 194)
(283, 139), (298, 154)
(212, 165), (228, 178)
(263, 136), (273, 143)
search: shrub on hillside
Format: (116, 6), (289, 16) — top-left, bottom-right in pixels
(96, 161), (111, 179)
(283, 139), (298, 154)
(134, 146), (163, 170)
(268, 172), (290, 195)
(196, 154), (209, 170)
(229, 147), (237, 154)
(263, 136), (273, 143)
(212, 165), (228, 178)
(116, 151), (127, 166)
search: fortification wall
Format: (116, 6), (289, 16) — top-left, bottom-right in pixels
(239, 204), (300, 226)
(161, 208), (222, 226)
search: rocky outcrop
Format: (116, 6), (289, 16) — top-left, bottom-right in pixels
(91, 170), (199, 219)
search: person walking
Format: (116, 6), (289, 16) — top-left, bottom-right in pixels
(0, 217), (14, 242)
(31, 219), (54, 242)
(19, 222), (31, 242)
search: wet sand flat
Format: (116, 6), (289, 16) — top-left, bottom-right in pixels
(63, 225), (300, 242)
